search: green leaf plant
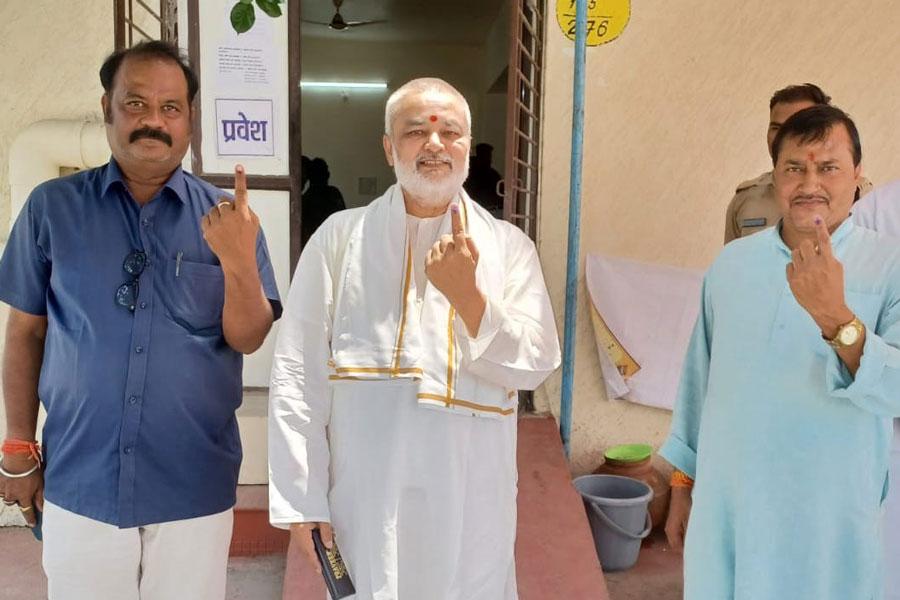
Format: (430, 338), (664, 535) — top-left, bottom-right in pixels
(230, 0), (284, 34)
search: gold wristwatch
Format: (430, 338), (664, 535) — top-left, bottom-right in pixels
(824, 316), (864, 349)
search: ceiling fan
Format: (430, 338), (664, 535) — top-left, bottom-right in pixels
(303, 0), (386, 31)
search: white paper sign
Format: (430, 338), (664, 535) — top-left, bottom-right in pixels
(215, 9), (276, 91)
(215, 98), (275, 157)
(217, 46), (271, 87)
(586, 253), (704, 411)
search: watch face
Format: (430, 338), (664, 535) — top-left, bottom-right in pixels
(839, 324), (860, 346)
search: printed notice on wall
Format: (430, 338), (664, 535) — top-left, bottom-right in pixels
(555, 0), (630, 46)
(217, 47), (270, 86)
(215, 10), (277, 91)
(215, 99), (275, 157)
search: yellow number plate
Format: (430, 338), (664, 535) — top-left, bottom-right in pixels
(556, 0), (630, 46)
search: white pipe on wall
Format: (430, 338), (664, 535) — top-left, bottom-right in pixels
(9, 119), (109, 232)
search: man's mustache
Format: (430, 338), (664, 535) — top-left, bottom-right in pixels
(130, 128), (173, 146)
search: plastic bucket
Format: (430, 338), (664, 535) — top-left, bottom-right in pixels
(573, 474), (653, 571)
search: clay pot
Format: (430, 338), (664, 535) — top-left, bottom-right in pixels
(593, 454), (670, 533)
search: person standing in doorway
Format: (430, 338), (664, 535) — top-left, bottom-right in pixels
(301, 157), (345, 245)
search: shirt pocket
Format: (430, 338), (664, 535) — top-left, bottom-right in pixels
(164, 257), (225, 334)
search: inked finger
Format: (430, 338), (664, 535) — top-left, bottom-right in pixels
(233, 164), (249, 214)
(450, 204), (466, 246)
(814, 216), (833, 256)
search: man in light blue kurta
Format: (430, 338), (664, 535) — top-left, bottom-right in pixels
(661, 105), (900, 600)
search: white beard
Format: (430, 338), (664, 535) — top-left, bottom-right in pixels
(392, 148), (469, 207)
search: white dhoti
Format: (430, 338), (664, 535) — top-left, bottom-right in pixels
(328, 380), (517, 599)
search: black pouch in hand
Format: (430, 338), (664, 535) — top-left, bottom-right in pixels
(312, 529), (355, 599)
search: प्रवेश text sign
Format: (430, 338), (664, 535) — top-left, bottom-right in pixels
(556, 0), (630, 46)
(215, 98), (275, 157)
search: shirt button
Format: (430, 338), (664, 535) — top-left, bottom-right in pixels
(124, 446), (133, 455)
(139, 301), (147, 309)
(135, 346), (144, 354)
(141, 218), (151, 227)
(128, 395), (139, 405)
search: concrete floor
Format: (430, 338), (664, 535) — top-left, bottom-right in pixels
(604, 530), (684, 600)
(0, 416), (682, 599)
(0, 528), (45, 600)
(0, 526), (683, 600)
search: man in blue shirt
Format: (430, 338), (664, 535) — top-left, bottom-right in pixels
(0, 41), (281, 599)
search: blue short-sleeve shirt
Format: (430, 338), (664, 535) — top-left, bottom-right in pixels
(0, 160), (282, 527)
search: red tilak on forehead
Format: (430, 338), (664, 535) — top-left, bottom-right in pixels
(808, 152), (816, 161)
(429, 115), (438, 122)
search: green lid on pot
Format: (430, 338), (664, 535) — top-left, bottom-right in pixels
(603, 443), (652, 463)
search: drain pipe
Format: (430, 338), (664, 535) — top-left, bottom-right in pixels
(560, 0), (587, 457)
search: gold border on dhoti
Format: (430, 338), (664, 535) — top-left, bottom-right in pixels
(417, 393), (516, 416)
(391, 242), (414, 376)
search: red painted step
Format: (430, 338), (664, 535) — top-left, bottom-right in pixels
(515, 415), (610, 599)
(230, 485), (289, 557)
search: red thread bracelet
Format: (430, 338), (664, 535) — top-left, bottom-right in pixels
(1, 439), (42, 462)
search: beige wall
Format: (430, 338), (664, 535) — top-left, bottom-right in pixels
(538, 1), (900, 474)
(0, 1), (113, 240)
(0, 1), (111, 525)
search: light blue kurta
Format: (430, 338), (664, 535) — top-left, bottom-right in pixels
(660, 220), (900, 600)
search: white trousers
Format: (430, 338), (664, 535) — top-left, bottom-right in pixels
(42, 501), (233, 600)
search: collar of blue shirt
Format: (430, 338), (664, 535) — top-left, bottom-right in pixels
(101, 158), (189, 205)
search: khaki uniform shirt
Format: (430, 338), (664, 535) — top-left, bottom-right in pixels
(724, 171), (873, 243)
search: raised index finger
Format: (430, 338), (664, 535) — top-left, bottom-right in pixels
(450, 203), (465, 244)
(814, 216), (833, 257)
(233, 164), (249, 214)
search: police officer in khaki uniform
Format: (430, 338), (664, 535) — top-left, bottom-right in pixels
(724, 83), (873, 242)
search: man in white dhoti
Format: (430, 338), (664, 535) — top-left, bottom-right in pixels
(268, 78), (561, 599)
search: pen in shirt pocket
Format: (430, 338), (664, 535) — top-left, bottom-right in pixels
(176, 251), (183, 277)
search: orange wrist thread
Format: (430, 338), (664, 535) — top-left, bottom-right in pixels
(1, 439), (42, 462)
(670, 469), (694, 488)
